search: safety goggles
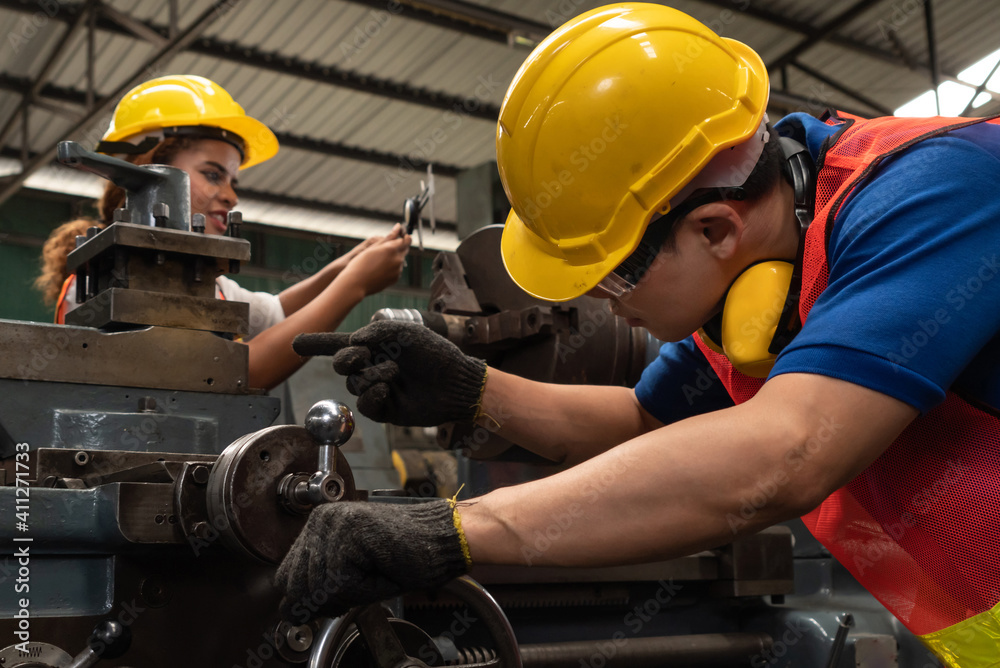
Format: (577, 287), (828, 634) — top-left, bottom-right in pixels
(595, 188), (744, 298)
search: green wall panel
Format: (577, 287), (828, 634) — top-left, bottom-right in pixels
(0, 243), (54, 323)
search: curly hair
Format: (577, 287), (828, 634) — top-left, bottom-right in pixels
(34, 136), (197, 304)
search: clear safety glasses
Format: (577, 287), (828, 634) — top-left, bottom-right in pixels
(594, 188), (743, 298)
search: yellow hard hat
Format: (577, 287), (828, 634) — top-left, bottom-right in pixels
(101, 74), (279, 169)
(497, 3), (769, 301)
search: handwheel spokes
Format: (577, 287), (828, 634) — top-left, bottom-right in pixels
(355, 604), (429, 668)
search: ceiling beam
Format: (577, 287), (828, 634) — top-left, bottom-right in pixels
(0, 0), (97, 149)
(693, 0), (964, 84)
(339, 0), (549, 47)
(0, 146), (456, 231)
(768, 89), (873, 118)
(273, 132), (462, 177)
(923, 0), (941, 114)
(789, 61), (892, 116)
(0, 74), (466, 176)
(237, 186), (454, 229)
(766, 0), (885, 72)
(0, 0), (244, 207)
(0, 0), (501, 121)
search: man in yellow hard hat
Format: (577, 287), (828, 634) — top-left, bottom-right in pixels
(278, 5), (1000, 665)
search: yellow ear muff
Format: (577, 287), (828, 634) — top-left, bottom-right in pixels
(702, 261), (794, 378)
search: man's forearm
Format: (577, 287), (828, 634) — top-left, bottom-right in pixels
(461, 373), (917, 568)
(461, 403), (796, 567)
(475, 367), (654, 464)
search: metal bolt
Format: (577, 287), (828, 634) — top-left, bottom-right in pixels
(153, 202), (169, 227)
(191, 213), (206, 233)
(139, 576), (170, 608)
(74, 451), (90, 466)
(193, 521), (211, 539)
(191, 465), (210, 485)
(227, 211), (242, 237)
(284, 623), (313, 652)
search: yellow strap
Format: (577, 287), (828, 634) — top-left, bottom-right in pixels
(471, 368), (502, 430)
(919, 600), (1000, 668)
(448, 486), (473, 568)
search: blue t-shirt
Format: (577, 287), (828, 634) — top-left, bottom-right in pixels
(635, 113), (1000, 425)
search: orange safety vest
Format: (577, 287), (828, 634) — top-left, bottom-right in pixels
(54, 275), (74, 324)
(695, 112), (1000, 667)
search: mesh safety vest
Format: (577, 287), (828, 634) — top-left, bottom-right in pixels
(695, 112), (1000, 667)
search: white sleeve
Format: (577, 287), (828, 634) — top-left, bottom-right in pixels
(215, 275), (286, 340)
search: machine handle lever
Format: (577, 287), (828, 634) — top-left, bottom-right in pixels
(293, 400), (356, 506)
(823, 613), (853, 668)
(57, 141), (166, 194)
(65, 620), (132, 668)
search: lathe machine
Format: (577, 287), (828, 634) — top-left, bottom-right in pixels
(0, 144), (937, 667)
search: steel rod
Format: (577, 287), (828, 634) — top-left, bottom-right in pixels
(519, 633), (772, 668)
(924, 0), (940, 114)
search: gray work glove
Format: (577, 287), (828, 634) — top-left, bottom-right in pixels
(275, 500), (471, 624)
(293, 321), (487, 426)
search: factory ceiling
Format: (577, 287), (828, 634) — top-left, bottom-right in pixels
(0, 0), (997, 249)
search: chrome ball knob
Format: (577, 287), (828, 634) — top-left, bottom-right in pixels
(304, 400), (355, 447)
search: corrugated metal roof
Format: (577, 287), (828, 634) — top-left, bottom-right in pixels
(1, 0), (998, 242)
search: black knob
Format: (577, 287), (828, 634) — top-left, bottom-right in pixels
(88, 619), (132, 660)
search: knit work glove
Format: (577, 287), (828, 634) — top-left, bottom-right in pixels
(293, 321), (488, 426)
(275, 500), (471, 623)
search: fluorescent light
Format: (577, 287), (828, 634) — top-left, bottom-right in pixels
(958, 47), (1000, 94)
(895, 81), (979, 116)
(895, 47), (1000, 117)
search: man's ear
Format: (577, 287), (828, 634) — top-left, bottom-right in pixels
(687, 202), (744, 259)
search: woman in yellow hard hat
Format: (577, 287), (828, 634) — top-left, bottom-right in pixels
(36, 74), (410, 390)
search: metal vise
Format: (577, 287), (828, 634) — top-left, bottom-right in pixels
(56, 141), (248, 335)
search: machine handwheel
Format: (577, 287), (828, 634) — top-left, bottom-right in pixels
(205, 425), (357, 563)
(310, 576), (521, 668)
